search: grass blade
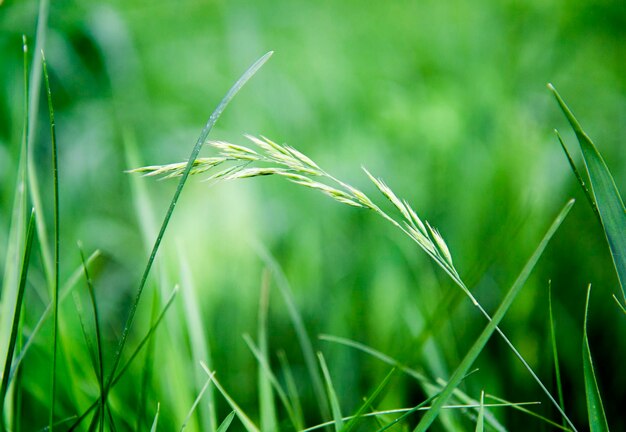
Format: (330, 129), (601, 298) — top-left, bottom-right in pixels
(42, 51), (61, 432)
(255, 244), (330, 421)
(67, 286), (179, 431)
(413, 199), (575, 432)
(104, 51), (273, 405)
(180, 378), (211, 432)
(200, 364), (260, 432)
(150, 403), (160, 432)
(277, 351), (304, 429)
(257, 270), (277, 432)
(549, 281), (566, 428)
(549, 84), (626, 304)
(475, 391), (484, 432)
(216, 412), (236, 432)
(317, 352), (343, 431)
(582, 284), (610, 432)
(78, 243), (105, 431)
(343, 368), (396, 432)
(243, 335), (302, 430)
(0, 209), (35, 431)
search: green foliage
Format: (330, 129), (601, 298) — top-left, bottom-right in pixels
(1, 1), (625, 431)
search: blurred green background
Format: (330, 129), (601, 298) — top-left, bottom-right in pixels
(1, 0), (625, 430)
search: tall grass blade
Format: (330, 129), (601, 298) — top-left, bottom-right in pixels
(582, 285), (610, 432)
(317, 352), (343, 431)
(200, 364), (260, 432)
(180, 378), (211, 432)
(104, 51), (273, 404)
(257, 270), (277, 431)
(150, 403), (160, 432)
(67, 286), (179, 431)
(320, 335), (506, 432)
(42, 51), (61, 432)
(255, 244), (330, 421)
(343, 368), (395, 432)
(413, 200), (575, 432)
(555, 131), (599, 221)
(549, 282), (566, 428)
(0, 38), (30, 432)
(12, 250), (101, 377)
(27, 0), (54, 289)
(0, 209), (35, 432)
(475, 391), (484, 432)
(277, 351), (304, 429)
(549, 84), (626, 304)
(243, 335), (301, 430)
(216, 412), (236, 432)
(178, 249), (216, 431)
(79, 243), (105, 431)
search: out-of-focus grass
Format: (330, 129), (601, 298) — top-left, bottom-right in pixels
(1, 0), (625, 430)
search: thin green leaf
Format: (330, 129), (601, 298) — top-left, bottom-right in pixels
(254, 243), (330, 421)
(413, 200), (575, 432)
(78, 243), (105, 431)
(200, 363), (260, 432)
(257, 270), (277, 432)
(180, 378), (212, 432)
(67, 286), (179, 432)
(243, 335), (301, 430)
(0, 209), (35, 431)
(104, 52), (273, 403)
(550, 84), (626, 304)
(317, 352), (343, 431)
(549, 281), (566, 428)
(42, 51), (60, 432)
(150, 403), (160, 432)
(555, 131), (599, 221)
(343, 368), (396, 432)
(475, 391), (484, 432)
(216, 412), (236, 432)
(277, 351), (304, 429)
(582, 284), (610, 432)
(486, 394), (572, 431)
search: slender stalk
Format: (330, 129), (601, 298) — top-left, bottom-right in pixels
(102, 52), (273, 406)
(42, 51), (60, 432)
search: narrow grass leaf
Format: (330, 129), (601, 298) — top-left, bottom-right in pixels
(42, 51), (60, 432)
(549, 84), (626, 303)
(180, 377), (212, 432)
(0, 209), (35, 431)
(200, 363), (260, 432)
(67, 286), (179, 432)
(79, 243), (105, 431)
(475, 391), (484, 432)
(343, 368), (396, 432)
(256, 271), (277, 432)
(582, 285), (610, 432)
(105, 51), (273, 401)
(549, 282), (566, 428)
(486, 394), (571, 431)
(243, 335), (301, 430)
(317, 352), (343, 431)
(178, 249), (216, 431)
(413, 200), (575, 432)
(150, 403), (160, 432)
(216, 412), (236, 432)
(277, 351), (304, 429)
(255, 244), (330, 421)
(555, 131), (599, 221)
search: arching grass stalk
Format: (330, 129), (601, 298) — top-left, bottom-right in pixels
(100, 51), (273, 417)
(42, 51), (60, 432)
(131, 135), (577, 429)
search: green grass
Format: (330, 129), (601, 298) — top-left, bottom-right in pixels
(1, 1), (625, 431)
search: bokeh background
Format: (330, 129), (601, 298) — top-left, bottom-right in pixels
(1, 0), (625, 430)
